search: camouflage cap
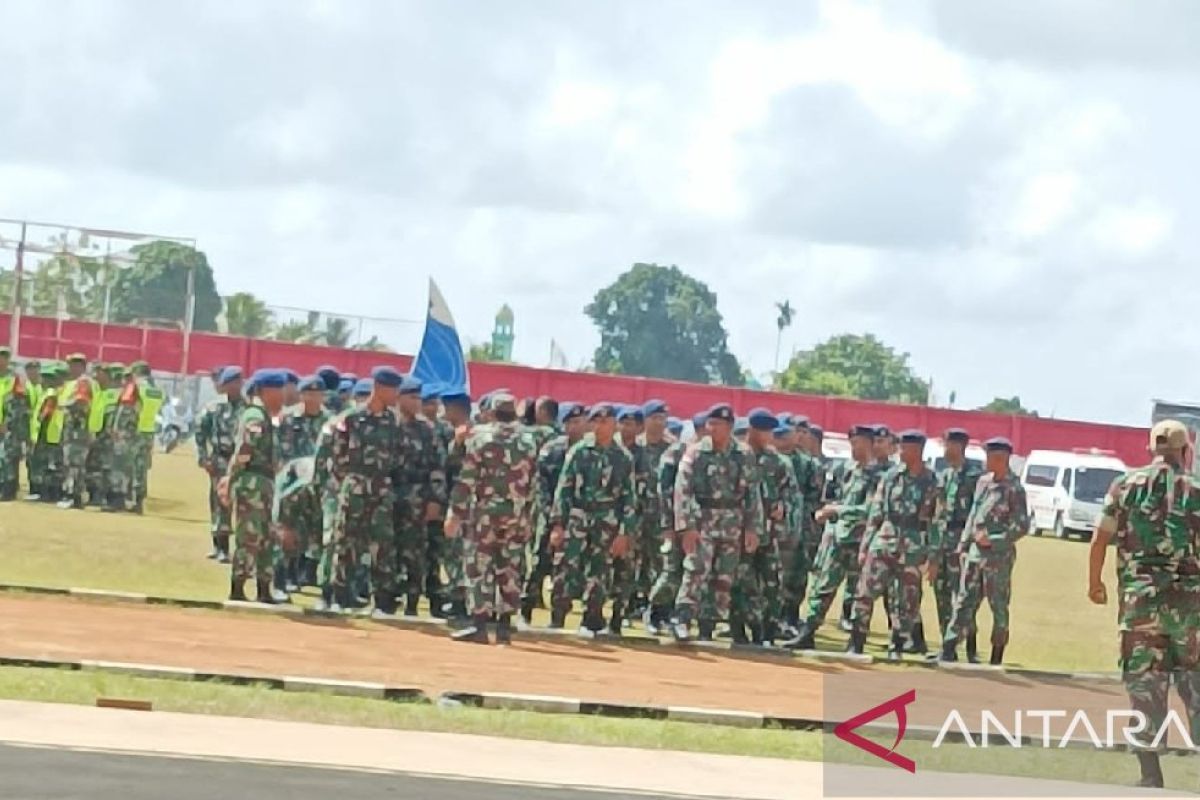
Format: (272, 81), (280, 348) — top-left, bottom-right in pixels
(1151, 419), (1190, 450)
(66, 352), (87, 364)
(490, 391), (516, 412)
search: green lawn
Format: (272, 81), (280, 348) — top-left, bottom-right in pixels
(0, 447), (1122, 672)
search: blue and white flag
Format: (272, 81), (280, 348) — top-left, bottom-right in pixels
(412, 278), (469, 394)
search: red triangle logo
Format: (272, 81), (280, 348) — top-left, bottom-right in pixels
(833, 689), (917, 773)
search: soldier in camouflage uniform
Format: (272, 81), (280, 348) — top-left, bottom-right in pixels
(931, 428), (984, 656)
(631, 400), (673, 625)
(941, 437), (1028, 665)
(1087, 420), (1200, 790)
(786, 417), (824, 631)
(421, 384), (456, 616)
(671, 404), (762, 642)
(521, 402), (586, 625)
(849, 430), (940, 659)
(393, 376), (447, 616)
(274, 376), (330, 589)
(29, 363), (65, 502)
(221, 370), (287, 604)
(56, 354), (92, 510)
(786, 425), (883, 650)
(517, 396), (562, 621)
(732, 409), (794, 645)
(195, 367), (246, 562)
(129, 361), (164, 514)
(644, 412), (706, 634)
(320, 367), (403, 614)
(609, 405), (648, 634)
(83, 366), (116, 507)
(439, 389), (474, 622)
(104, 366), (142, 513)
(448, 393), (539, 644)
(548, 403), (636, 636)
(0, 348), (27, 501)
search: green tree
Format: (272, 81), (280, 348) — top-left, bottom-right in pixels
(354, 335), (392, 352)
(978, 396), (1038, 416)
(273, 311), (320, 343)
(774, 299), (793, 374)
(321, 316), (353, 348)
(222, 292), (274, 338)
(467, 342), (505, 362)
(777, 333), (928, 402)
(585, 263), (742, 386)
(25, 254), (110, 319)
(109, 240), (222, 331)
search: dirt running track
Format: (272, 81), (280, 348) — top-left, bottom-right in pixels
(0, 595), (1146, 732)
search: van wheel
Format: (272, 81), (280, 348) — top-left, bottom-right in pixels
(1054, 513), (1067, 540)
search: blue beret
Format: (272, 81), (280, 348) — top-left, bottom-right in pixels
(790, 414), (811, 430)
(618, 405), (644, 423)
(559, 403), (585, 423)
(691, 412), (708, 430)
(773, 424), (792, 438)
(442, 389), (471, 407)
(944, 428), (970, 444)
(337, 378), (354, 392)
(420, 382), (443, 401)
(316, 366), (340, 392)
(254, 369), (287, 390)
(733, 417), (750, 434)
(666, 417), (683, 436)
(399, 374), (423, 395)
(284, 370), (300, 385)
(873, 424), (891, 438)
(588, 403), (615, 421)
(353, 378), (374, 398)
(218, 366), (243, 386)
(300, 375), (325, 392)
(370, 366), (404, 388)
(985, 436), (1013, 453)
(898, 429), (927, 445)
(809, 424), (824, 440)
(708, 404), (735, 423)
(342, 373), (358, 383)
(748, 407), (778, 431)
(849, 424), (875, 439)
(642, 399), (668, 417)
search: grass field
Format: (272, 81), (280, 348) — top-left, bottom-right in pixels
(0, 447), (1122, 672)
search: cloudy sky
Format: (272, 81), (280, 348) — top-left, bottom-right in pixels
(3, 0), (1196, 426)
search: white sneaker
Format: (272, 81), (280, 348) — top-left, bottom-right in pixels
(671, 622), (691, 642)
(514, 617), (532, 633)
(270, 588), (291, 604)
(329, 603), (344, 614)
(577, 626), (596, 639)
(370, 608), (395, 620)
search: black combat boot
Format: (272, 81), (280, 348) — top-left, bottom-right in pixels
(906, 622), (928, 655)
(783, 621), (816, 651)
(989, 645), (1005, 666)
(762, 620), (778, 645)
(1135, 751), (1164, 789)
(748, 623), (765, 646)
(519, 597), (536, 627)
(102, 492), (125, 513)
(404, 594), (420, 617)
(496, 613), (513, 645)
(549, 600), (569, 629)
(838, 598), (854, 632)
(451, 614), (491, 644)
(847, 629), (867, 656)
(229, 578), (247, 602)
(372, 591), (397, 617)
(607, 600), (624, 636)
(729, 615), (749, 645)
(887, 631), (905, 662)
(965, 633), (979, 664)
(939, 639), (958, 663)
(697, 619), (716, 642)
(256, 579), (277, 605)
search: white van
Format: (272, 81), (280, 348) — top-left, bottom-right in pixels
(923, 438), (987, 473)
(1021, 449), (1127, 540)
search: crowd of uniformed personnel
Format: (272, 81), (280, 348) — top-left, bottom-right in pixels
(0, 348), (165, 512)
(200, 362), (1030, 661)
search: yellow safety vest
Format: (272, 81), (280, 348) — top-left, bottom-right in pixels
(0, 372), (13, 425)
(37, 390), (64, 445)
(27, 384), (44, 440)
(88, 387), (117, 434)
(137, 383), (165, 434)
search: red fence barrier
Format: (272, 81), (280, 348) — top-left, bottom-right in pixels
(1, 313), (1151, 465)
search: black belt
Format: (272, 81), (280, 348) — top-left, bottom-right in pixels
(698, 498), (741, 510)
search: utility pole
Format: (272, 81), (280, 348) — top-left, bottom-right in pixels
(8, 222), (25, 355)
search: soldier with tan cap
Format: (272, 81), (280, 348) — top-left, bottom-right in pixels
(1088, 418), (1200, 790)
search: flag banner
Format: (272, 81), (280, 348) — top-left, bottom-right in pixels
(412, 278), (469, 394)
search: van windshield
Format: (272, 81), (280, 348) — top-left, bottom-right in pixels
(1073, 468), (1123, 504)
(1025, 465), (1059, 487)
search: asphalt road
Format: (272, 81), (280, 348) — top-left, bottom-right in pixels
(0, 743), (699, 800)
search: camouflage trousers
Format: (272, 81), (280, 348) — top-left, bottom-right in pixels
(109, 431), (137, 496)
(550, 512), (620, 615)
(132, 432), (153, 502)
(609, 511), (642, 613)
(30, 442), (62, 498)
(732, 539), (782, 631)
(777, 529), (809, 620)
(0, 429), (21, 495)
(464, 521), (526, 617)
(933, 544), (965, 637)
(802, 537), (860, 627)
(853, 551), (923, 638)
(945, 553), (1015, 648)
(649, 534), (684, 609)
(633, 503), (663, 600)
(206, 470), (233, 551)
(328, 480), (395, 596)
(1119, 587), (1200, 751)
(60, 427), (91, 500)
(394, 498), (427, 599)
(277, 484), (323, 561)
(231, 473), (275, 583)
(317, 488), (338, 585)
(673, 521), (741, 624)
(85, 434), (112, 502)
(425, 518), (445, 598)
(521, 515), (554, 606)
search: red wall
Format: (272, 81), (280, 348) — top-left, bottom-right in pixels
(1, 313), (1151, 465)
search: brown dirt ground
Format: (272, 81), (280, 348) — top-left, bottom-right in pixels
(0, 594), (1149, 735)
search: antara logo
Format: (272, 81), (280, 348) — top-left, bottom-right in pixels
(833, 689), (917, 773)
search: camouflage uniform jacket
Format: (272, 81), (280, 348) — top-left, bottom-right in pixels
(196, 395), (246, 473)
(275, 407), (331, 464)
(830, 461), (883, 544)
(752, 444), (797, 545)
(934, 461), (984, 554)
(525, 422), (562, 456)
(862, 464), (941, 564)
(674, 436), (762, 541)
(227, 401), (276, 482)
(445, 423), (471, 489)
(329, 406), (401, 493)
(450, 421), (538, 531)
(535, 434), (574, 528)
(789, 450), (823, 529)
(394, 413), (447, 512)
(549, 433), (636, 536)
(961, 470), (1028, 562)
(657, 440), (688, 533)
(637, 432), (675, 527)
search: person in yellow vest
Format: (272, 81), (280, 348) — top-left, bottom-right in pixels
(23, 361), (42, 497)
(0, 348), (29, 502)
(57, 353), (94, 510)
(84, 365), (117, 508)
(28, 363), (65, 503)
(130, 361), (163, 515)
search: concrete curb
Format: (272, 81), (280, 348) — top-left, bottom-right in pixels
(79, 660), (197, 681)
(666, 706), (765, 728)
(0, 581), (1122, 682)
(282, 676), (387, 699)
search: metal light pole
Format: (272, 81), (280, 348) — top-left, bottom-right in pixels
(8, 222), (25, 355)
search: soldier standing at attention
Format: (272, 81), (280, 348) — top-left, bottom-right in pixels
(439, 389), (474, 622)
(83, 365), (115, 507)
(548, 403), (636, 636)
(0, 348), (26, 502)
(633, 399), (673, 623)
(521, 402), (586, 625)
(671, 404), (761, 642)
(130, 361), (164, 514)
(195, 367), (245, 562)
(220, 370), (287, 604)
(316, 366), (342, 415)
(393, 375), (447, 616)
(56, 354), (93, 510)
(447, 392), (538, 644)
(609, 405), (647, 634)
(931, 428), (983, 655)
(1086, 420), (1200, 790)
(786, 417), (824, 629)
(274, 375), (330, 589)
(105, 365), (142, 513)
(940, 437), (1028, 666)
(421, 384), (454, 616)
(850, 430), (940, 659)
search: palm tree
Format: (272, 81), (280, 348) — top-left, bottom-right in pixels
(774, 300), (794, 376)
(274, 316), (318, 343)
(354, 335), (392, 352)
(322, 316), (353, 348)
(223, 292), (274, 338)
